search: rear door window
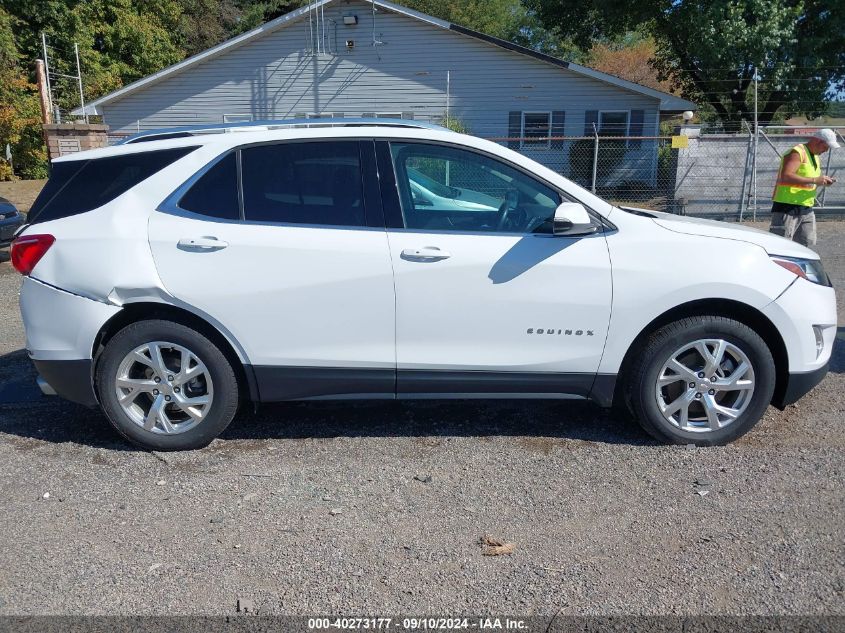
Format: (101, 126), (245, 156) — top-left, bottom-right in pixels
(240, 141), (365, 227)
(28, 147), (197, 224)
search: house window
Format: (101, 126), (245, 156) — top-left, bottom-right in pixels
(521, 112), (552, 148)
(375, 112), (404, 119)
(598, 111), (629, 137)
(223, 114), (252, 123)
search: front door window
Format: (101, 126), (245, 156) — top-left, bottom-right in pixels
(390, 143), (561, 234)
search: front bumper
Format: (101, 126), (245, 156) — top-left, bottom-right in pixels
(762, 278), (837, 374)
(772, 362), (829, 410)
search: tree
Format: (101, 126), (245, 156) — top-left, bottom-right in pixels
(0, 7), (48, 179)
(177, 0), (240, 56)
(1, 0), (186, 110)
(526, 0), (845, 128)
(400, 0), (582, 60)
(227, 1), (308, 36)
(587, 36), (676, 94)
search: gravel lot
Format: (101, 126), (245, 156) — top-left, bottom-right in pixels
(0, 221), (843, 618)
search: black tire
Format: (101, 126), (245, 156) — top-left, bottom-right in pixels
(626, 316), (776, 446)
(96, 319), (239, 451)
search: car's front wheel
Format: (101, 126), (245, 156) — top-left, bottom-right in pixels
(626, 316), (776, 446)
(96, 319), (239, 451)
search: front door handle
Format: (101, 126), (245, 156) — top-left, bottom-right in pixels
(401, 246), (451, 261)
(177, 236), (228, 251)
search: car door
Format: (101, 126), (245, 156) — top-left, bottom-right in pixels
(377, 140), (612, 397)
(148, 139), (396, 400)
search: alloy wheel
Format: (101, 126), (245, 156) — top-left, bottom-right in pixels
(655, 338), (756, 433)
(114, 341), (214, 435)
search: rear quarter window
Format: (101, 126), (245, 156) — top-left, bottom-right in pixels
(28, 147), (197, 224)
(177, 153), (240, 220)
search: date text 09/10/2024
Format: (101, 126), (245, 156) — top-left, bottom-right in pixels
(308, 618), (528, 630)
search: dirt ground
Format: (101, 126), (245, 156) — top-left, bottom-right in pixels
(0, 179), (47, 214)
(0, 182), (843, 619)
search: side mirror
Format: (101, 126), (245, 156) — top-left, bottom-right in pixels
(553, 202), (597, 236)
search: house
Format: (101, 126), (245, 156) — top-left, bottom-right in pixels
(74, 0), (695, 183)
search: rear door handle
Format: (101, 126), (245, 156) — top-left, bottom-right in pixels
(401, 246), (451, 261)
(177, 236), (228, 251)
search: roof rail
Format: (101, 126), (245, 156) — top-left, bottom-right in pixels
(120, 118), (449, 144)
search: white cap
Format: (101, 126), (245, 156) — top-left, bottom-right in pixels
(812, 128), (840, 149)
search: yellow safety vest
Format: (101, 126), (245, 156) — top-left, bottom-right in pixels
(772, 143), (821, 207)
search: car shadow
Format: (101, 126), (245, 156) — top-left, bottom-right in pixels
(488, 235), (575, 284)
(830, 327), (845, 374)
(0, 348), (653, 451)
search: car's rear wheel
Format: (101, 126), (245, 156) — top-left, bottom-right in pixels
(96, 320), (239, 451)
(626, 316), (776, 446)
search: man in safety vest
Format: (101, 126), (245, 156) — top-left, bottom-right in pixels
(769, 128), (839, 247)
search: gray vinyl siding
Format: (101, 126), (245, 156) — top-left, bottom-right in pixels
(101, 0), (660, 177)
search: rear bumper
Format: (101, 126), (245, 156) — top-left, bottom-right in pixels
(33, 358), (98, 407)
(21, 277), (120, 361)
(21, 277), (117, 408)
(772, 362), (829, 410)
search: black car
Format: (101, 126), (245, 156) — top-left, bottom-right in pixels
(0, 196), (25, 247)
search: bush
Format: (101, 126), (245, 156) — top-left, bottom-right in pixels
(567, 137), (627, 188)
(440, 116), (470, 134)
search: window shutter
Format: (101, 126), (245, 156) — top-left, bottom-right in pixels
(551, 111), (566, 150)
(508, 111), (521, 149)
(401, 112), (415, 120)
(629, 109), (645, 148)
(584, 110), (599, 136)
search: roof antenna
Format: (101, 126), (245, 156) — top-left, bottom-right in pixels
(308, 1), (314, 54)
(372, 1), (383, 47)
(312, 0), (321, 55)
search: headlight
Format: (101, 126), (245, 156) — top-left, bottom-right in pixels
(771, 255), (831, 286)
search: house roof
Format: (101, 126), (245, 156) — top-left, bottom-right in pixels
(74, 0), (696, 116)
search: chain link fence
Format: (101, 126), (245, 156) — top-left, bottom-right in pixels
(489, 126), (845, 220)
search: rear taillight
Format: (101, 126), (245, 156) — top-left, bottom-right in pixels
(10, 234), (55, 276)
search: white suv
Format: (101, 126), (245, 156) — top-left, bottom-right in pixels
(12, 120), (836, 451)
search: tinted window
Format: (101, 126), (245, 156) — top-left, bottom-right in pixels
(241, 141), (364, 226)
(178, 153), (240, 220)
(29, 147), (197, 225)
(390, 142), (560, 234)
(599, 112), (629, 136)
(522, 112), (551, 147)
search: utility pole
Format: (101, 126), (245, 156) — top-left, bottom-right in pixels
(591, 123), (599, 194)
(35, 60), (52, 125)
(752, 66), (759, 221)
(446, 70), (450, 122)
(41, 33), (55, 121)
